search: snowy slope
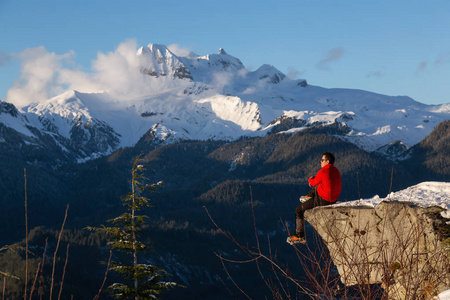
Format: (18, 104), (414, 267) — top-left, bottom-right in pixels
(439, 289), (450, 300)
(2, 43), (450, 160)
(0, 101), (35, 137)
(336, 181), (450, 219)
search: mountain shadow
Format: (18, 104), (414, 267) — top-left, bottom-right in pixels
(400, 120), (450, 182)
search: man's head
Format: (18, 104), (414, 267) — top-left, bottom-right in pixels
(321, 152), (335, 167)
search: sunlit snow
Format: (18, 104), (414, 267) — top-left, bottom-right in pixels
(2, 43), (450, 156)
(336, 182), (450, 219)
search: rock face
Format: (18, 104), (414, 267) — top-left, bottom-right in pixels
(305, 201), (450, 299)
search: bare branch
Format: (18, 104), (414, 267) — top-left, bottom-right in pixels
(93, 250), (112, 300)
(49, 204), (69, 300)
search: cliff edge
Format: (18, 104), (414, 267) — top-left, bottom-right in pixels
(305, 201), (450, 299)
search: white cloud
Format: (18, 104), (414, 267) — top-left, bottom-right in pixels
(167, 44), (196, 58)
(90, 39), (147, 96)
(287, 67), (304, 79)
(212, 71), (234, 94)
(316, 47), (344, 71)
(6, 39), (183, 107)
(237, 68), (248, 78)
(6, 46), (73, 107)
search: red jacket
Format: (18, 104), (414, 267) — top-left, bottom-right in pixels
(308, 164), (341, 202)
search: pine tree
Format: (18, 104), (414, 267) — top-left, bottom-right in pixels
(89, 155), (177, 299)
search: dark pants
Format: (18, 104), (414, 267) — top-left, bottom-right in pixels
(295, 187), (333, 237)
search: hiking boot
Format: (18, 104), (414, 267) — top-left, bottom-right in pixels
(286, 235), (306, 245)
(299, 196), (312, 203)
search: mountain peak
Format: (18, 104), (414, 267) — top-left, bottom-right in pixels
(137, 44), (169, 56)
(4, 42), (450, 163)
(137, 44), (192, 80)
(145, 43), (170, 53)
(218, 48), (227, 55)
(251, 64), (286, 84)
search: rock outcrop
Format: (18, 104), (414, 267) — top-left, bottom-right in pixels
(305, 201), (450, 299)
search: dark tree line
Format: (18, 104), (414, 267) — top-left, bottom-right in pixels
(0, 121), (449, 299)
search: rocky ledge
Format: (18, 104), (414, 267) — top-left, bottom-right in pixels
(305, 201), (450, 299)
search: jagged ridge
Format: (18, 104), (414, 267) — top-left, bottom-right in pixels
(1, 43), (449, 162)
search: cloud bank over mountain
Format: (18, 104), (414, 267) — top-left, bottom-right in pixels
(7, 40), (197, 107)
(2, 42), (450, 163)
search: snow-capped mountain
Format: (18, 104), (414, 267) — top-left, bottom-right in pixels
(1, 43), (449, 162)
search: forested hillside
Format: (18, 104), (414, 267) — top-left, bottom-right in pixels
(0, 122), (449, 299)
(401, 120), (450, 181)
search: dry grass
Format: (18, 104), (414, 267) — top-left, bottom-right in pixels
(206, 187), (450, 300)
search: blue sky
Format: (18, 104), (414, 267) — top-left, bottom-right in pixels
(1, 0), (450, 105)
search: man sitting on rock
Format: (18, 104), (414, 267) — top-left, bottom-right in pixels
(287, 152), (342, 245)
